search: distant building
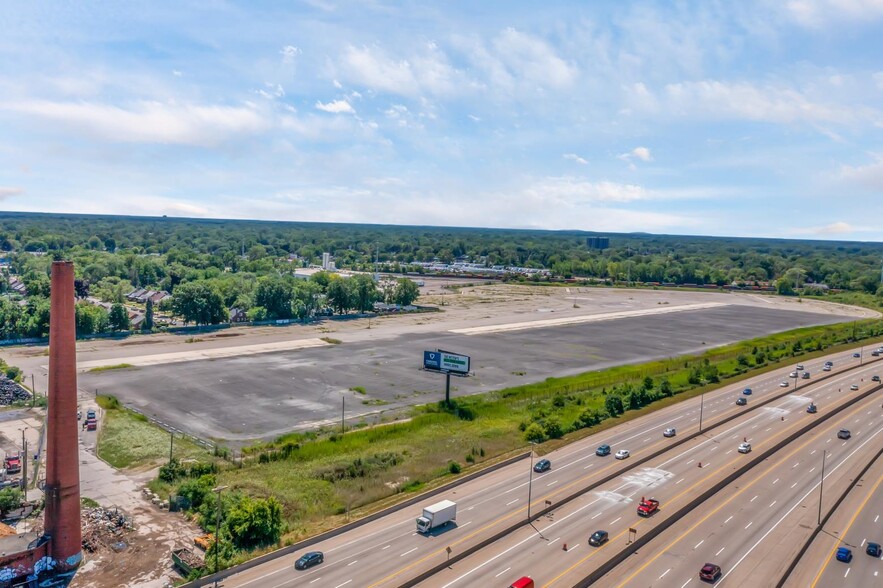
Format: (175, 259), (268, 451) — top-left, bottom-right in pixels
(322, 252), (333, 270)
(587, 236), (610, 250)
(229, 308), (248, 323)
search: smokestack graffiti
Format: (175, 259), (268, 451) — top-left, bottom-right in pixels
(45, 261), (82, 569)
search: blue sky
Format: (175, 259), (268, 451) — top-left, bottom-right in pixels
(1, 1), (882, 240)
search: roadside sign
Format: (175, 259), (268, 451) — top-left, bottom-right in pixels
(423, 350), (471, 375)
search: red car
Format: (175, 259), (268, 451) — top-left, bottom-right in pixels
(700, 563), (722, 582)
(86, 418), (97, 431)
(637, 498), (659, 517)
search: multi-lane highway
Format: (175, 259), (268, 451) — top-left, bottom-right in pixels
(213, 349), (880, 588)
(423, 359), (882, 588)
(787, 449), (883, 588)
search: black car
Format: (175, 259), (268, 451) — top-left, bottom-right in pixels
(867, 542), (882, 557)
(533, 459), (551, 473)
(736, 397), (747, 406)
(596, 444), (611, 456)
(588, 530), (609, 547)
(699, 563), (722, 582)
(295, 551), (324, 570)
(838, 429), (851, 440)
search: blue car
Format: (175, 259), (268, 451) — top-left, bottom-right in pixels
(596, 444), (611, 456)
(295, 551), (324, 570)
(742, 388), (752, 395)
(836, 547), (853, 563)
(533, 459), (551, 473)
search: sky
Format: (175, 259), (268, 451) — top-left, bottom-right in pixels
(1, 0), (883, 241)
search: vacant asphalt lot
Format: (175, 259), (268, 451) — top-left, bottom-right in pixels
(76, 302), (851, 444)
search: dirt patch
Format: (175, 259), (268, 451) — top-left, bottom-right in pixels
(119, 339), (168, 347)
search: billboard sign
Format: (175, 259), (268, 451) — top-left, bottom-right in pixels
(424, 349), (470, 375)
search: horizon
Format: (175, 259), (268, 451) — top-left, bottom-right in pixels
(1, 2), (882, 241)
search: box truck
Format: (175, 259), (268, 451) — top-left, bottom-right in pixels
(416, 500), (457, 533)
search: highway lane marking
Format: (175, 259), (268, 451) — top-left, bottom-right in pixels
(716, 547), (726, 556)
(438, 494), (603, 588)
(811, 450), (817, 455)
(810, 469), (883, 587)
(694, 540), (704, 549)
(309, 578), (322, 584)
(459, 522), (473, 529)
(548, 537), (561, 546)
(334, 581), (352, 588)
(720, 424), (883, 587)
(506, 499), (519, 506)
(844, 568), (850, 578)
(680, 579), (692, 588)
(791, 482), (798, 488)
(494, 567), (511, 578)
(745, 522), (753, 529)
(611, 517), (622, 525)
(810, 467), (816, 473)
(725, 515), (733, 524)
(382, 545), (390, 550)
(400, 547), (417, 557)
(546, 480), (559, 487)
(467, 506), (474, 510)
(773, 478), (779, 484)
(609, 401), (880, 588)
(769, 500), (776, 508)
(676, 478), (684, 484)
(592, 512), (602, 519)
(750, 495), (758, 502)
(659, 568), (671, 579)
(347, 561), (358, 566)
(687, 460), (695, 465)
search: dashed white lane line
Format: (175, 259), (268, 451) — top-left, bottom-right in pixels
(716, 547), (726, 556)
(745, 521), (753, 529)
(676, 478), (684, 484)
(506, 499), (519, 506)
(592, 512), (602, 519)
(347, 561), (358, 566)
(725, 516), (734, 524)
(309, 578), (323, 585)
(334, 581), (352, 588)
(546, 480), (558, 487)
(750, 495), (758, 502)
(773, 478), (779, 484)
(681, 579), (692, 588)
(400, 547), (417, 557)
(769, 501), (777, 508)
(611, 517), (622, 525)
(494, 567), (511, 579)
(660, 568), (671, 580)
(791, 482), (798, 488)
(694, 540), (704, 549)
(382, 545), (390, 550)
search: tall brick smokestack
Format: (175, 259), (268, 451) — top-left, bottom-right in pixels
(45, 261), (82, 569)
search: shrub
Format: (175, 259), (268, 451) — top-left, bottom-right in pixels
(448, 461), (461, 474)
(543, 417), (563, 439)
(523, 423), (547, 443)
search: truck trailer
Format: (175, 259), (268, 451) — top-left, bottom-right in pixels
(416, 500), (457, 533)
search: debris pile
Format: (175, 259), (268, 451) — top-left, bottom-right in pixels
(0, 376), (30, 405)
(81, 506), (134, 553)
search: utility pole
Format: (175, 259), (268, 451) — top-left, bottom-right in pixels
(698, 392), (705, 433)
(212, 485), (228, 585)
(20, 428), (27, 492)
(169, 432), (174, 464)
(341, 395), (345, 434)
(527, 442), (536, 520)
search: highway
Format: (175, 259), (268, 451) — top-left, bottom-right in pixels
(214, 349), (879, 588)
(787, 448), (883, 588)
(421, 362), (882, 588)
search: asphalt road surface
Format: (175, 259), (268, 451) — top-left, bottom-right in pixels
(788, 450), (883, 588)
(596, 385), (882, 588)
(215, 350), (879, 588)
(78, 303), (850, 443)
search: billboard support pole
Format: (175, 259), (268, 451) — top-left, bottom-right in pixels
(445, 373), (451, 406)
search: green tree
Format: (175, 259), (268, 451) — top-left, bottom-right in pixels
(75, 302), (109, 335)
(327, 278), (354, 314)
(292, 280), (323, 320)
(170, 282), (227, 326)
(144, 298), (154, 330)
(604, 394), (624, 417)
(0, 487), (23, 513)
(350, 274), (378, 312)
(393, 278), (420, 306)
(225, 495), (284, 549)
(109, 303), (130, 331)
(523, 422), (547, 443)
(255, 277), (294, 319)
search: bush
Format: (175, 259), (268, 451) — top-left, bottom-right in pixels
(543, 417), (564, 439)
(0, 487), (23, 513)
(523, 423), (547, 443)
(604, 394), (624, 417)
(448, 461), (461, 474)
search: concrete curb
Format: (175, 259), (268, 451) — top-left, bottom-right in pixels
(184, 451), (530, 587)
(571, 383), (883, 588)
(775, 438), (883, 587)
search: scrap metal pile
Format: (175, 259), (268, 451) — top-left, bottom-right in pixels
(81, 506), (135, 553)
(0, 376), (30, 405)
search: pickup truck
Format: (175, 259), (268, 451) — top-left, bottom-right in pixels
(4, 455), (21, 474)
(637, 498), (659, 517)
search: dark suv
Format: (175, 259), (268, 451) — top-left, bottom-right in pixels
(596, 444), (611, 456)
(533, 459), (551, 473)
(838, 429), (851, 440)
(588, 530), (609, 546)
(295, 551), (324, 570)
(699, 563), (722, 582)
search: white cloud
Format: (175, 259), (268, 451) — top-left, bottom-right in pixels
(467, 114), (481, 122)
(840, 156), (883, 191)
(315, 99), (355, 114)
(0, 100), (270, 146)
(172, 70), (183, 77)
(563, 153), (588, 165)
(491, 28), (577, 89)
(812, 221), (854, 234)
(786, 0), (883, 27)
(0, 187), (24, 200)
(256, 83), (285, 99)
(659, 80), (870, 125)
(337, 43), (463, 98)
(631, 147), (652, 161)
(280, 45), (301, 63)
(523, 177), (648, 204)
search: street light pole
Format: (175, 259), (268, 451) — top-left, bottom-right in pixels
(527, 443), (535, 520)
(817, 450), (826, 525)
(698, 392), (705, 433)
(212, 485), (229, 586)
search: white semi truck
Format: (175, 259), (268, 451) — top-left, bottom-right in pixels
(416, 500), (457, 533)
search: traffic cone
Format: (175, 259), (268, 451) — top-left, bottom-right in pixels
(563, 543), (567, 551)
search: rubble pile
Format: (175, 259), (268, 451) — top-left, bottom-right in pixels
(0, 376), (30, 405)
(176, 548), (203, 570)
(81, 506), (134, 553)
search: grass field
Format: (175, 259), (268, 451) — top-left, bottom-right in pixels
(96, 395), (212, 469)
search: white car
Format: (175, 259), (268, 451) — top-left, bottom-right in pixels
(796, 364), (804, 370)
(615, 449), (630, 460)
(738, 442), (752, 454)
(663, 428), (677, 438)
(822, 365), (832, 372)
(789, 371), (798, 378)
(779, 381), (789, 387)
(850, 384), (859, 391)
